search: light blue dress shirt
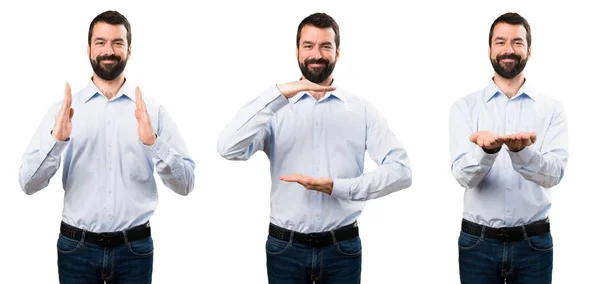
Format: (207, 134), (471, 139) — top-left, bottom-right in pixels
(449, 79), (568, 228)
(218, 84), (412, 233)
(19, 79), (195, 233)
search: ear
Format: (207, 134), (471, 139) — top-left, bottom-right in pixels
(128, 45), (132, 58)
(87, 45), (91, 58)
(335, 47), (340, 61)
(295, 46), (298, 59)
(527, 46), (531, 58)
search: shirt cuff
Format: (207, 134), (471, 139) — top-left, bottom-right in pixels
(144, 135), (171, 160)
(472, 146), (499, 165)
(44, 130), (69, 157)
(507, 146), (535, 165)
(331, 178), (351, 199)
(260, 85), (288, 112)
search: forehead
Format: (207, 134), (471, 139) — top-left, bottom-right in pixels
(299, 25), (336, 44)
(492, 22), (527, 41)
(91, 22), (127, 40)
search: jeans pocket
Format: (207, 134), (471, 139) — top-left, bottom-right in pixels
(336, 236), (362, 256)
(458, 232), (482, 250)
(128, 237), (154, 257)
(265, 236), (290, 255)
(57, 235), (83, 254)
(528, 232), (553, 252)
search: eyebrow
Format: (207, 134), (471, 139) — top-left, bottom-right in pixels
(301, 40), (333, 46)
(93, 37), (125, 43)
(495, 37), (524, 42)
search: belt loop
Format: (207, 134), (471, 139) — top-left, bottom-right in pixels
(330, 229), (338, 245)
(479, 225), (486, 240)
(122, 229), (130, 245)
(521, 225), (529, 240)
(80, 230), (86, 243)
(288, 231), (294, 246)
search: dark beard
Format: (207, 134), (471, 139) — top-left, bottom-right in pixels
(298, 58), (335, 83)
(490, 53), (527, 79)
(90, 54), (127, 80)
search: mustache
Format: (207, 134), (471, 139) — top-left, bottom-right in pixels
(496, 53), (521, 61)
(96, 54), (122, 62)
(304, 58), (329, 66)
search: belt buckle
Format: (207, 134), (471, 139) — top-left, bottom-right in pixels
(496, 228), (508, 241)
(306, 233), (322, 247)
(97, 233), (115, 247)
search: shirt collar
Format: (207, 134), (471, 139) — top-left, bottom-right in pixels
(82, 77), (135, 103)
(288, 78), (345, 104)
(484, 77), (536, 103)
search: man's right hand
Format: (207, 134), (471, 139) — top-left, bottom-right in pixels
(276, 79), (336, 99)
(52, 83), (74, 141)
(469, 131), (504, 153)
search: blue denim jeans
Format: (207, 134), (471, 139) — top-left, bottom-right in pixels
(57, 233), (153, 283)
(266, 235), (362, 284)
(458, 230), (553, 284)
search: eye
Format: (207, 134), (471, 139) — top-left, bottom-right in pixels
(95, 41), (104, 46)
(514, 42), (524, 46)
(115, 42), (124, 46)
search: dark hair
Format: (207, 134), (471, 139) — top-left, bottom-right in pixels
(88, 10), (132, 46)
(489, 12), (531, 48)
(296, 13), (340, 48)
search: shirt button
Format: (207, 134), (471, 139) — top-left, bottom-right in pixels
(315, 213), (320, 218)
(108, 166), (112, 171)
(315, 144), (319, 148)
(506, 187), (510, 191)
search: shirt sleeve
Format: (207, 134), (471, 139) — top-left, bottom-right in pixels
(216, 85), (288, 161)
(19, 102), (69, 195)
(449, 99), (499, 189)
(144, 105), (196, 196)
(330, 100), (412, 201)
(507, 101), (568, 188)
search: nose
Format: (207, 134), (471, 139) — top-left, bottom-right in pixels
(308, 47), (323, 60)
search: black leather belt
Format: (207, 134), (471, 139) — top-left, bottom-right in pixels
(60, 221), (151, 248)
(461, 218), (550, 242)
(269, 222), (359, 248)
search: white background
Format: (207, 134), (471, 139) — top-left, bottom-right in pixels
(0, 0), (598, 283)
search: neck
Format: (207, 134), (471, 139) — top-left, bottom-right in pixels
(303, 76), (334, 100)
(92, 74), (126, 100)
(493, 73), (525, 99)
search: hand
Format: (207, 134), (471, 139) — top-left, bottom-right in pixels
(502, 132), (536, 152)
(276, 80), (336, 99)
(134, 87), (157, 145)
(469, 131), (504, 152)
(280, 174), (334, 195)
(52, 83), (74, 141)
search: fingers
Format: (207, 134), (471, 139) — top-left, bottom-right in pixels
(60, 83), (72, 115)
(305, 80), (336, 92)
(312, 84), (336, 92)
(529, 132), (537, 143)
(64, 82), (72, 106)
(280, 174), (313, 188)
(469, 133), (479, 143)
(135, 86), (143, 110)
